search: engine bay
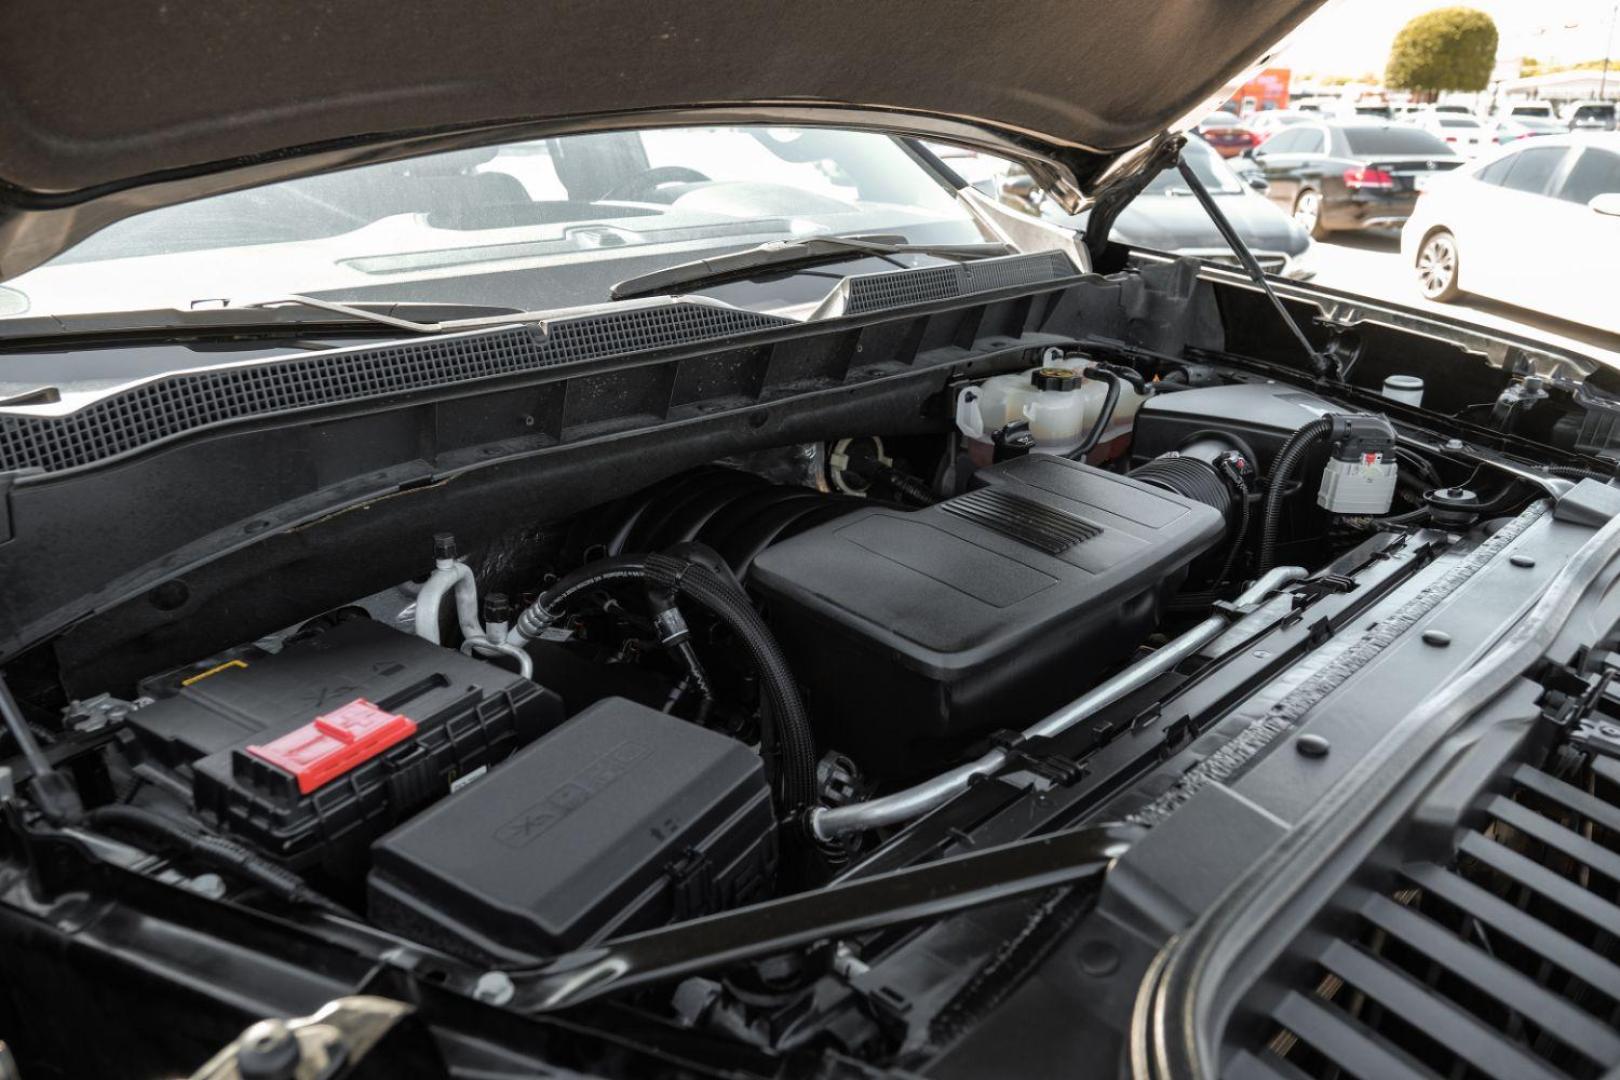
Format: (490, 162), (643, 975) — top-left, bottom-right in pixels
(2, 262), (1615, 1076)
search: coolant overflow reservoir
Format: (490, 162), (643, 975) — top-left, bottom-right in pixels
(958, 358), (1144, 460)
(1022, 367), (1101, 456)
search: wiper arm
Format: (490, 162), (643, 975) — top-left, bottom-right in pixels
(243, 295), (526, 333)
(1174, 158), (1338, 380)
(0, 297), (527, 340)
(610, 234), (1013, 300)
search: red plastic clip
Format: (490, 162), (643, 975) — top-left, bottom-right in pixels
(246, 698), (417, 794)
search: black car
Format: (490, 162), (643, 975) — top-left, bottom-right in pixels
(1043, 137), (1315, 276)
(1250, 120), (1463, 237)
(1569, 101), (1619, 132)
(6, 4), (1620, 1080)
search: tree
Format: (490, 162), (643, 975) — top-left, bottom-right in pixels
(1385, 7), (1499, 95)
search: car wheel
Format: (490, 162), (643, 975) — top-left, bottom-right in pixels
(1416, 229), (1462, 302)
(1293, 189), (1329, 240)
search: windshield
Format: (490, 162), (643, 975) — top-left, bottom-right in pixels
(1142, 139), (1246, 196)
(3, 126), (988, 320)
(1343, 127), (1454, 155)
(1438, 117), (1482, 129)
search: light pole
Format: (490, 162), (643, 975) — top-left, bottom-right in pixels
(1604, 0), (1619, 100)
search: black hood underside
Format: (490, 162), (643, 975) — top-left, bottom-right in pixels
(0, 0), (1324, 279)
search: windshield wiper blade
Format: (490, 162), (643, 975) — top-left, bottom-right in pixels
(610, 234), (1013, 301)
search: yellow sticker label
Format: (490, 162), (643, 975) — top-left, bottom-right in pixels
(180, 658), (248, 687)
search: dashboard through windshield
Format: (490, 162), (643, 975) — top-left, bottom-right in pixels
(2, 127), (988, 320)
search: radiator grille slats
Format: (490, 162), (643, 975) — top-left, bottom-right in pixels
(1315, 939), (1565, 1080)
(1459, 828), (1620, 947)
(1270, 984), (1442, 1080)
(1511, 763), (1620, 836)
(1486, 794), (1620, 885)
(1359, 892), (1620, 1063)
(1399, 861), (1620, 1003)
(1225, 1048), (1319, 1080)
(1227, 750), (1620, 1080)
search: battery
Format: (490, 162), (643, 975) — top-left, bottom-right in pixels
(124, 617), (563, 873)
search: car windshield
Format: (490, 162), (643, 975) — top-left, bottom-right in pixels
(1142, 140), (1246, 196)
(1577, 105), (1617, 120)
(2, 126), (989, 320)
(1343, 126), (1454, 155)
(1438, 117), (1482, 129)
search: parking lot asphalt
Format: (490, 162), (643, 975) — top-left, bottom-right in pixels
(1310, 229), (1620, 367)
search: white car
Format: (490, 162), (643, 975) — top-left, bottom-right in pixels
(1413, 112), (1491, 157)
(1401, 134), (1620, 330)
(1245, 110), (1318, 138)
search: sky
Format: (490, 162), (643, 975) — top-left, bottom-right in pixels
(1273, 0), (1620, 77)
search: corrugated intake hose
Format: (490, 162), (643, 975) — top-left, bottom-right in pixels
(1256, 417), (1334, 574)
(509, 546), (819, 812)
(1128, 455), (1233, 521)
(85, 805), (352, 917)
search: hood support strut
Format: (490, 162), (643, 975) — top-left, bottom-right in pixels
(1173, 155), (1337, 379)
(506, 822), (1141, 1012)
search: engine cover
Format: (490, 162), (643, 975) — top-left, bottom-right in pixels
(750, 455), (1225, 773)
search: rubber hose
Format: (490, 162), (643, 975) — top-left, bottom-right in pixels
(1256, 417), (1334, 574)
(512, 555), (652, 640)
(1066, 368), (1120, 461)
(672, 640), (716, 726)
(645, 553), (819, 811)
(1548, 465), (1616, 482)
(86, 805), (351, 917)
(512, 550), (819, 811)
(1381, 506), (1431, 525)
(1212, 466), (1252, 589)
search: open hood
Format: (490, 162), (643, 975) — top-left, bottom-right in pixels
(0, 0), (1324, 280)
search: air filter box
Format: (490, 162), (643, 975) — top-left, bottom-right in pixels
(367, 697), (776, 964)
(749, 455), (1224, 772)
(1131, 382), (1338, 470)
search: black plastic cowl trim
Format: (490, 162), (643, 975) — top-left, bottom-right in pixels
(0, 304), (797, 475)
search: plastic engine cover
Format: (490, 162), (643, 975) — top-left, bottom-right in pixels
(367, 697), (777, 965)
(750, 455), (1225, 772)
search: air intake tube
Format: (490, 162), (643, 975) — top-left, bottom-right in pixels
(507, 544), (818, 813)
(1130, 440), (1255, 595)
(1128, 454), (1235, 521)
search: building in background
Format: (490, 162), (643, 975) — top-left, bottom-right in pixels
(1498, 68), (1620, 103)
(1227, 67), (1292, 113)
